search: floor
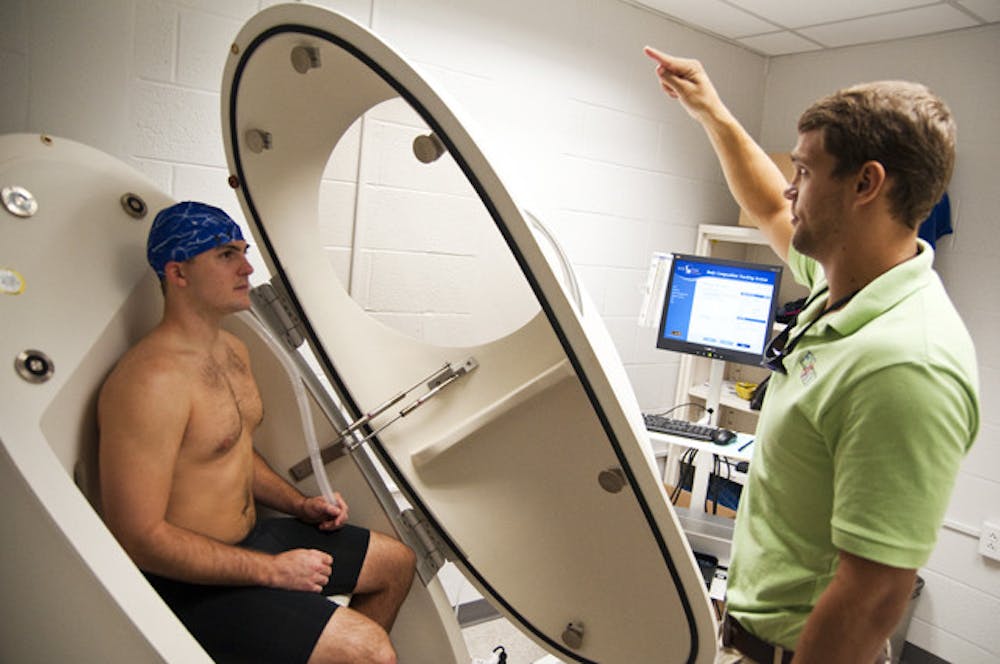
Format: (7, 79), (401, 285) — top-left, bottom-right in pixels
(462, 616), (556, 663)
(461, 616), (933, 664)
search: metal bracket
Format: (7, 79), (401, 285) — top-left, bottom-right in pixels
(250, 282), (305, 349)
(400, 357), (479, 417)
(288, 357), (478, 479)
(288, 436), (349, 482)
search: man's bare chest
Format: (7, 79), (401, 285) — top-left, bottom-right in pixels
(183, 347), (264, 459)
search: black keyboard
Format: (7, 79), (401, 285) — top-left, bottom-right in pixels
(643, 413), (718, 441)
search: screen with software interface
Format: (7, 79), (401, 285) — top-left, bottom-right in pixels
(656, 253), (782, 366)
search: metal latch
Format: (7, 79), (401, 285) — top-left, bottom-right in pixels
(288, 358), (478, 479)
(250, 282), (305, 349)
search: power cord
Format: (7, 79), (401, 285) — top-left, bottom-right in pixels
(470, 646), (507, 664)
(670, 447), (699, 505)
(653, 402), (714, 420)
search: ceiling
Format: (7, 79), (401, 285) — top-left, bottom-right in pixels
(631, 0), (1000, 56)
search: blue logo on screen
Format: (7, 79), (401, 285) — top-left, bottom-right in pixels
(660, 258), (778, 357)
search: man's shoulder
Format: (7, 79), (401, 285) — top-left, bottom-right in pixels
(102, 330), (200, 400)
(97, 331), (202, 440)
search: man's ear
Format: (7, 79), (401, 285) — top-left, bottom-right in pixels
(163, 261), (187, 287)
(854, 161), (887, 203)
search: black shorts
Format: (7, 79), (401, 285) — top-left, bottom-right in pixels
(145, 518), (371, 664)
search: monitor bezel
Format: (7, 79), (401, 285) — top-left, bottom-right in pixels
(655, 252), (783, 366)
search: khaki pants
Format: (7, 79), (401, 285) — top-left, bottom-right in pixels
(715, 644), (762, 663)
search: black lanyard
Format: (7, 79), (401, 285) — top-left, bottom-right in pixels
(763, 286), (858, 374)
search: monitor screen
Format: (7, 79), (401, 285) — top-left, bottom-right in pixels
(656, 253), (783, 366)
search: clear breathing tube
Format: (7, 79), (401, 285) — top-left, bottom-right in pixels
(248, 312), (337, 504)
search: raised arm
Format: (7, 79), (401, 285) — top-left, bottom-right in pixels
(98, 354), (332, 592)
(644, 46), (794, 261)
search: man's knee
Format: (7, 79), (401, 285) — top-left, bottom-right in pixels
(373, 532), (417, 577)
(308, 607), (396, 664)
(394, 538), (417, 574)
(310, 633), (396, 664)
(350, 629), (396, 664)
(370, 637), (397, 664)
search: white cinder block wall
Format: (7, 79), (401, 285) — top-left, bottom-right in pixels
(2, 0), (997, 661)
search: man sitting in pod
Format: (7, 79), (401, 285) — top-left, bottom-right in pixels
(99, 201), (415, 664)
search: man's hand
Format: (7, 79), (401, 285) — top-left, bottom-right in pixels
(300, 493), (349, 531)
(643, 46), (726, 122)
(642, 45), (793, 257)
(267, 548), (333, 592)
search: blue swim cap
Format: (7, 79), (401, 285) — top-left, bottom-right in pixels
(147, 201), (245, 277)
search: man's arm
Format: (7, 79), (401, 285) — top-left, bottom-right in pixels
(794, 551), (915, 663)
(644, 46), (794, 261)
(98, 357), (332, 592)
(252, 452), (349, 531)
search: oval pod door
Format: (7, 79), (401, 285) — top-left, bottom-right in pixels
(222, 5), (716, 663)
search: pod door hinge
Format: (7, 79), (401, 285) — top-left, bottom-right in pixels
(400, 507), (451, 580)
(250, 281), (305, 349)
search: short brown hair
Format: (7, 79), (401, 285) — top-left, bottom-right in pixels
(798, 81), (956, 229)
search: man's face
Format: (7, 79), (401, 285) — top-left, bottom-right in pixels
(786, 129), (855, 260)
(182, 240), (254, 314)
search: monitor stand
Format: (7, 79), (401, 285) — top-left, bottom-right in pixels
(704, 359), (725, 427)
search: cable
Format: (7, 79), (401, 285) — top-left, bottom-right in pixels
(670, 448), (698, 504)
(714, 455), (720, 514)
(708, 455), (720, 514)
(653, 402), (714, 419)
(669, 449), (689, 503)
(669, 450), (686, 503)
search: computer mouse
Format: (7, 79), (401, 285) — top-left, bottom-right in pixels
(712, 428), (737, 445)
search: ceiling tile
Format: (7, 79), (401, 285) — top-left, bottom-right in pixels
(957, 0), (1000, 22)
(728, 0), (934, 29)
(631, 0), (998, 56)
(800, 4), (980, 47)
(637, 0), (777, 37)
(737, 30), (824, 56)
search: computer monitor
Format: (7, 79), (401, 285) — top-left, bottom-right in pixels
(656, 253), (783, 366)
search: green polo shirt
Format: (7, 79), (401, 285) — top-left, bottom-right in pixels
(726, 240), (979, 650)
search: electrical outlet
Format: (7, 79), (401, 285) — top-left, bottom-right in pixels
(979, 521), (1000, 561)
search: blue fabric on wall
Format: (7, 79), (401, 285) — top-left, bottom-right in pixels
(919, 193), (952, 248)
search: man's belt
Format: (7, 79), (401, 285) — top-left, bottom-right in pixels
(722, 615), (793, 664)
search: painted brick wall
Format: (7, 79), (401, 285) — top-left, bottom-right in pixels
(2, 1), (996, 660)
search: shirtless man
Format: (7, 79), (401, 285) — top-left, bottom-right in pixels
(98, 201), (415, 664)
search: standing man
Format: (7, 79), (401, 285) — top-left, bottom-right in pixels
(644, 48), (979, 663)
(99, 201), (415, 664)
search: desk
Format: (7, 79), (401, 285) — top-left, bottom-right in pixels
(647, 430), (755, 518)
